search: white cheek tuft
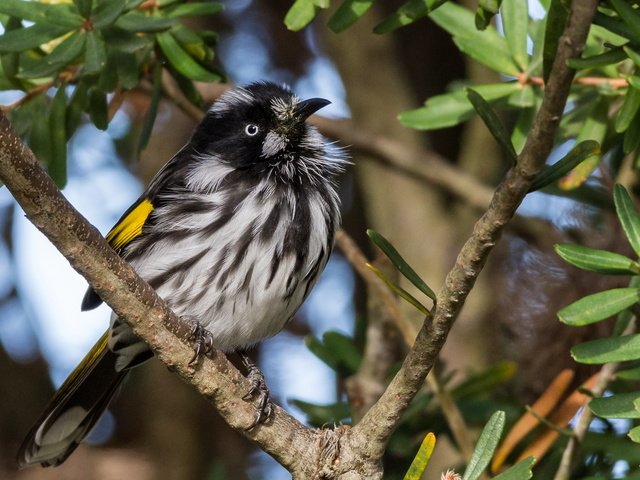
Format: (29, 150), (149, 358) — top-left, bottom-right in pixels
(261, 131), (288, 158)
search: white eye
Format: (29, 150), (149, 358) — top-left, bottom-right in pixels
(245, 124), (259, 136)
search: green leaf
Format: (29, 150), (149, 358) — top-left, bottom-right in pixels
(616, 82), (640, 133)
(501, 0), (529, 70)
(88, 87), (108, 130)
(138, 62), (162, 152)
(475, 0), (501, 31)
(555, 244), (639, 275)
(466, 88), (517, 162)
(558, 288), (640, 327)
(328, 0), (375, 33)
(610, 0), (640, 39)
(83, 30), (106, 74)
(115, 11), (176, 32)
(462, 411), (505, 480)
(624, 110), (640, 154)
(511, 106), (536, 154)
(17, 31), (86, 79)
(114, 50), (139, 89)
(572, 334), (640, 364)
(0, 0), (83, 28)
(289, 399), (351, 426)
(617, 365), (640, 381)
(367, 229), (436, 302)
(367, 262), (430, 316)
(374, 0), (446, 34)
(156, 31), (221, 82)
(49, 85), (67, 188)
(493, 456), (535, 480)
(91, 0), (127, 29)
(452, 361), (516, 400)
(166, 2), (223, 18)
(529, 140), (601, 192)
(593, 11), (635, 41)
(614, 184), (640, 257)
(629, 425), (640, 443)
(0, 24), (71, 53)
(75, 0), (94, 18)
(65, 81), (89, 138)
(543, 0), (570, 83)
(590, 392), (640, 419)
(171, 25), (211, 62)
(567, 47), (627, 69)
(305, 335), (339, 370)
(400, 82), (519, 130)
(284, 0), (318, 31)
(624, 46), (640, 69)
(403, 432), (436, 480)
(430, 2), (518, 75)
(322, 331), (361, 373)
(507, 84), (535, 108)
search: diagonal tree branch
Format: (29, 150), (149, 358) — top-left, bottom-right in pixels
(347, 0), (599, 460)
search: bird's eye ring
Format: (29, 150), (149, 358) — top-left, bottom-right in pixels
(245, 124), (259, 136)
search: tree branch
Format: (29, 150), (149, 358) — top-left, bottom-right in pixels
(348, 0), (599, 460)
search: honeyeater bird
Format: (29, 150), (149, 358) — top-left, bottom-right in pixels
(17, 81), (346, 467)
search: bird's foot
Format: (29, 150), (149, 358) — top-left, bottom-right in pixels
(239, 351), (272, 429)
(187, 319), (214, 366)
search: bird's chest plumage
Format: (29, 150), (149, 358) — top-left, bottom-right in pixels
(126, 180), (338, 351)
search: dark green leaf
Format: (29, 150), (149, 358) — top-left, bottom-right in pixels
(624, 111), (640, 154)
(593, 11), (634, 40)
(614, 184), (640, 257)
(615, 82), (640, 133)
(284, 0), (318, 31)
(166, 2), (223, 18)
(367, 262), (431, 316)
(501, 0), (529, 69)
(112, 50), (138, 89)
(305, 335), (339, 370)
(289, 399), (351, 426)
(567, 47), (627, 69)
(558, 288), (640, 327)
(617, 365), (640, 380)
(168, 68), (204, 108)
(466, 88), (517, 162)
(474, 0), (501, 31)
(49, 85), (67, 188)
(0, 0), (83, 28)
(590, 392), (640, 419)
(0, 24), (71, 53)
(493, 456), (535, 480)
(610, 0), (640, 39)
(374, 0), (446, 34)
(91, 0), (127, 29)
(75, 0), (94, 18)
(555, 244), (639, 275)
(88, 87), (108, 130)
(84, 30), (106, 74)
(115, 11), (176, 32)
(138, 62), (162, 153)
(367, 229), (436, 302)
(17, 31), (86, 79)
(156, 31), (221, 82)
(529, 140), (601, 192)
(543, 0), (570, 83)
(572, 334), (640, 364)
(322, 331), (361, 373)
(452, 361), (516, 400)
(102, 26), (153, 53)
(328, 0), (375, 33)
(462, 411), (505, 480)
(65, 81), (89, 138)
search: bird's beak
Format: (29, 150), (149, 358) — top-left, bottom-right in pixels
(296, 97), (331, 121)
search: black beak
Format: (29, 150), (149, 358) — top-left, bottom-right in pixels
(296, 97), (331, 120)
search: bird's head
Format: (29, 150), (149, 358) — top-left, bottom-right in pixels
(187, 82), (345, 186)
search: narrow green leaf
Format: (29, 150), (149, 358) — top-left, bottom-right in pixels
(17, 31), (86, 79)
(91, 0), (127, 29)
(0, 24), (71, 53)
(65, 81), (89, 139)
(373, 0), (446, 34)
(463, 411), (505, 480)
(75, 0), (94, 18)
(284, 0), (317, 31)
(567, 47), (627, 69)
(572, 334), (640, 364)
(328, 0), (375, 33)
(166, 2), (223, 18)
(367, 229), (436, 302)
(511, 106), (536, 154)
(543, 0), (570, 83)
(430, 2), (518, 75)
(88, 88), (108, 130)
(555, 244), (639, 275)
(466, 88), (517, 162)
(400, 82), (519, 130)
(529, 140), (601, 192)
(452, 361), (516, 400)
(138, 62), (162, 152)
(501, 0), (529, 70)
(614, 184), (640, 257)
(156, 31), (221, 82)
(617, 365), (640, 381)
(615, 83), (640, 133)
(171, 25), (210, 62)
(289, 399), (351, 426)
(367, 263), (430, 316)
(610, 0), (640, 38)
(403, 432), (436, 480)
(168, 68), (203, 108)
(0, 0), (83, 28)
(624, 46), (640, 69)
(624, 111), (640, 154)
(84, 30), (106, 74)
(593, 11), (634, 40)
(629, 425), (640, 443)
(49, 85), (68, 188)
(558, 288), (640, 327)
(322, 331), (361, 373)
(474, 0), (501, 31)
(507, 84), (535, 108)
(590, 392), (640, 419)
(493, 456), (535, 480)
(115, 11), (176, 32)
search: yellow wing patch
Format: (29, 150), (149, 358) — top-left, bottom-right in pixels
(106, 199), (154, 252)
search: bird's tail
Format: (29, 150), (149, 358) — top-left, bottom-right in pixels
(17, 331), (127, 467)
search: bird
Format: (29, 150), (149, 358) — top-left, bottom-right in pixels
(17, 81), (347, 468)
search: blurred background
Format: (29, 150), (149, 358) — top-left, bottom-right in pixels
(0, 0), (633, 479)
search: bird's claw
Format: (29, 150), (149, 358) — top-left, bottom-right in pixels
(187, 320), (214, 366)
(239, 351), (273, 429)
